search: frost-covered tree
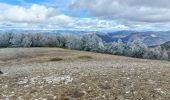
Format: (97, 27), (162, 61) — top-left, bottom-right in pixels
(11, 33), (24, 47)
(126, 40), (147, 58)
(66, 35), (83, 50)
(45, 34), (60, 47)
(107, 39), (124, 55)
(21, 35), (32, 47)
(11, 33), (32, 47)
(103, 42), (112, 53)
(81, 34), (104, 52)
(45, 34), (67, 47)
(0, 32), (14, 47)
(106, 39), (148, 57)
(161, 49), (169, 60)
(30, 33), (45, 47)
(56, 35), (66, 48)
(124, 40), (148, 58)
(143, 46), (169, 60)
(143, 47), (162, 59)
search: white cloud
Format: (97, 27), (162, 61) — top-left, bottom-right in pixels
(0, 3), (129, 30)
(0, 3), (73, 25)
(48, 14), (74, 25)
(71, 18), (129, 30)
(70, 0), (170, 23)
(1, 1), (170, 31)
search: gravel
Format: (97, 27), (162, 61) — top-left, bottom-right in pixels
(0, 48), (170, 100)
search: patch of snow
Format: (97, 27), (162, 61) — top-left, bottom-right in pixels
(30, 76), (41, 84)
(18, 78), (28, 85)
(43, 75), (73, 84)
(2, 84), (8, 88)
(158, 72), (161, 74)
(126, 91), (130, 94)
(24, 85), (29, 88)
(148, 79), (155, 84)
(154, 88), (165, 94)
(53, 96), (57, 99)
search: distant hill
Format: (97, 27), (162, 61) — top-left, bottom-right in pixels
(96, 31), (170, 46)
(162, 42), (170, 58)
(1, 29), (170, 46)
(160, 41), (170, 50)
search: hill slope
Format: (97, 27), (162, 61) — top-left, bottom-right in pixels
(161, 41), (170, 50)
(97, 31), (170, 46)
(0, 48), (170, 99)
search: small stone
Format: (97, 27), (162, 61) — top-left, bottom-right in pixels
(53, 96), (57, 99)
(18, 79), (28, 85)
(24, 85), (29, 88)
(4, 85), (8, 88)
(39, 86), (43, 88)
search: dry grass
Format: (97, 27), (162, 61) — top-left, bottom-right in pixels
(0, 48), (170, 100)
(50, 57), (63, 61)
(78, 55), (93, 59)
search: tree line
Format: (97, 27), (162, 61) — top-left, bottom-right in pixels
(0, 32), (169, 60)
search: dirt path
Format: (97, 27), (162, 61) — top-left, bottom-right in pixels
(0, 48), (170, 100)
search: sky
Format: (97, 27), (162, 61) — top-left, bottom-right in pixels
(0, 0), (170, 31)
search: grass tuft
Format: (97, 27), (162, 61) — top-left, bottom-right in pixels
(78, 55), (92, 59)
(50, 57), (63, 61)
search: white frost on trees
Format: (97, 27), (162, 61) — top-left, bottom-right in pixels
(0, 32), (169, 60)
(108, 39), (124, 55)
(81, 33), (105, 52)
(11, 33), (32, 47)
(30, 33), (45, 47)
(66, 35), (83, 50)
(143, 46), (169, 60)
(0, 32), (13, 47)
(124, 40), (148, 58)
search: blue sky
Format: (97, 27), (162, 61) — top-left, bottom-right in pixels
(0, 0), (170, 31)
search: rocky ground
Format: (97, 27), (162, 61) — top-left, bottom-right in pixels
(0, 48), (170, 100)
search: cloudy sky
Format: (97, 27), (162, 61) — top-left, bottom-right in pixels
(0, 0), (170, 31)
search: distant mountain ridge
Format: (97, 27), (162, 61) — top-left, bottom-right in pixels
(1, 29), (170, 46)
(160, 41), (170, 50)
(96, 31), (170, 46)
